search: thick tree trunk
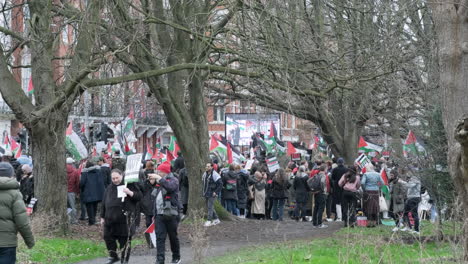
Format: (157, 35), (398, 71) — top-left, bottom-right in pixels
(29, 112), (69, 233)
(430, 2), (468, 260)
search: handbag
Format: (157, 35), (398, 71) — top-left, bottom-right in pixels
(379, 194), (388, 212)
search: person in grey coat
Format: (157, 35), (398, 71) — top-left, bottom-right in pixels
(293, 166), (310, 221)
(389, 170), (407, 231)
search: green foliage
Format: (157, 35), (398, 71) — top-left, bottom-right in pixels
(208, 221), (462, 264)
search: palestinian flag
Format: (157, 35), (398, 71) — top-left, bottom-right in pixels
(122, 109), (135, 137)
(355, 154), (370, 169)
(155, 137), (161, 149)
(146, 143), (154, 161)
(287, 142), (297, 155)
(210, 135), (227, 158)
(358, 136), (383, 153)
(3, 133), (9, 150)
(124, 142), (132, 155)
(381, 168), (389, 185)
(168, 136), (180, 157)
(275, 140), (286, 156)
(151, 147), (160, 161)
(403, 130), (418, 156)
(269, 121), (278, 139)
(10, 137), (20, 154)
(227, 143), (233, 164)
(91, 147), (98, 157)
(145, 220), (156, 248)
(65, 122), (88, 161)
(15, 146), (22, 159)
(27, 76), (34, 95)
(166, 149), (175, 163)
(256, 136), (275, 154)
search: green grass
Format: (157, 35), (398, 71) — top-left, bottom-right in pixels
(208, 221), (462, 264)
(16, 237), (145, 264)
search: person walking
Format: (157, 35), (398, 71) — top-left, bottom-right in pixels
(153, 162), (182, 264)
(0, 162), (35, 264)
(402, 170), (421, 234)
(202, 162), (222, 227)
(271, 168), (291, 221)
(67, 158), (80, 224)
(101, 169), (142, 264)
(80, 160), (105, 226)
(361, 164), (384, 227)
(293, 166), (310, 221)
(338, 167), (361, 227)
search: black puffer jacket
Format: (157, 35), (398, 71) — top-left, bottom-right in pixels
(294, 173), (310, 203)
(236, 170), (250, 209)
(222, 170), (238, 201)
(80, 166), (105, 203)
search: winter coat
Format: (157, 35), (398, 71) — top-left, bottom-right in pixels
(405, 177), (421, 198)
(153, 173), (181, 216)
(331, 165), (347, 202)
(139, 180), (157, 216)
(361, 171), (383, 191)
(271, 179), (291, 199)
(67, 164), (80, 193)
(249, 177), (266, 214)
(173, 156), (185, 173)
(0, 177), (35, 248)
(391, 180), (407, 213)
(293, 173), (310, 203)
(202, 169), (222, 198)
(80, 166), (105, 203)
(101, 182), (142, 236)
(100, 164), (112, 188)
(19, 175), (34, 204)
(236, 169), (250, 209)
(222, 170), (238, 201)
(339, 175), (361, 192)
(178, 168), (189, 205)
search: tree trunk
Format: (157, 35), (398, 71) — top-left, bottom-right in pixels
(430, 2), (468, 260)
(29, 112), (69, 233)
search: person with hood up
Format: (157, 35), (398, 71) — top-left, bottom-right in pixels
(270, 168), (291, 221)
(152, 162), (182, 264)
(221, 164), (239, 216)
(0, 162), (35, 263)
(80, 160), (105, 225)
(294, 166), (310, 221)
(101, 169), (142, 264)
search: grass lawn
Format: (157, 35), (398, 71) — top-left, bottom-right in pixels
(208, 221), (462, 264)
(16, 237), (145, 264)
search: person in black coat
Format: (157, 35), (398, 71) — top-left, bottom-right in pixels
(100, 169), (142, 264)
(178, 167), (189, 216)
(293, 166), (310, 221)
(271, 168), (291, 221)
(173, 152), (185, 173)
(221, 164), (239, 216)
(98, 157), (112, 188)
(80, 161), (105, 226)
(236, 164), (250, 218)
(331, 158), (348, 221)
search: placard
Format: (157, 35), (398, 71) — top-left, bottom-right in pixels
(291, 153), (301, 161)
(125, 153), (143, 183)
(266, 156), (280, 173)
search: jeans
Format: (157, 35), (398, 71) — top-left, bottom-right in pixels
(404, 197), (421, 232)
(342, 190), (357, 226)
(224, 199), (238, 216)
(312, 193), (326, 226)
(85, 201), (98, 225)
(67, 192), (77, 224)
(205, 197), (218, 221)
(271, 198), (286, 221)
(156, 215), (180, 263)
(0, 247), (16, 264)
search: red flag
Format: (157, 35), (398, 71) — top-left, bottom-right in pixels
(269, 122), (276, 138)
(3, 133), (9, 146)
(166, 150), (175, 163)
(209, 135), (219, 151)
(145, 221), (155, 233)
(227, 143), (233, 164)
(381, 169), (389, 185)
(146, 143), (154, 156)
(124, 142), (131, 154)
(9, 137), (19, 151)
(405, 130), (417, 145)
(287, 142), (296, 155)
(151, 147), (159, 161)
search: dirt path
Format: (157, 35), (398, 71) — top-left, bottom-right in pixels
(75, 219), (342, 264)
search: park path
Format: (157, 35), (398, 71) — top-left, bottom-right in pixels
(75, 219), (342, 264)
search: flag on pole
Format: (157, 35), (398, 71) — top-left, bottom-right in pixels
(145, 220), (156, 248)
(155, 137), (161, 149)
(269, 121), (278, 139)
(227, 143), (233, 164)
(209, 135), (227, 158)
(151, 147), (160, 161)
(358, 136), (383, 153)
(14, 146), (22, 159)
(3, 133), (9, 150)
(65, 122), (88, 161)
(122, 109), (135, 137)
(146, 143), (154, 161)
(9, 137), (19, 153)
(27, 76), (34, 95)
(381, 168), (389, 185)
(168, 136), (180, 157)
(403, 130), (419, 156)
(166, 150), (175, 163)
(287, 142), (297, 155)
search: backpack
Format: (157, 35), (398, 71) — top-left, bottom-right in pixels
(307, 174), (322, 193)
(226, 179), (237, 190)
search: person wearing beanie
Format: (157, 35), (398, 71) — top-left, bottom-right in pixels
(0, 162), (35, 263)
(152, 161), (181, 264)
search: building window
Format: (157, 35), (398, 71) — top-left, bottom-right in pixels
(213, 106), (225, 122)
